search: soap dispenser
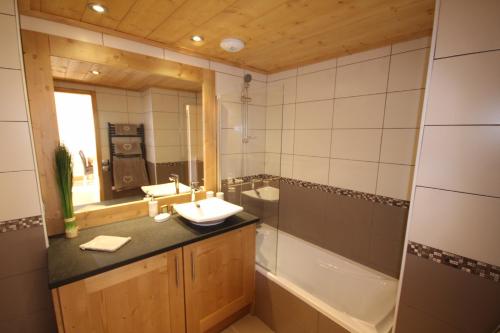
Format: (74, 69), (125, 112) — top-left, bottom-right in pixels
(147, 194), (158, 217)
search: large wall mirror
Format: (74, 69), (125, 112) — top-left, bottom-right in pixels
(21, 31), (217, 235)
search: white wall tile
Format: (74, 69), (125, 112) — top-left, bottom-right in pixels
(376, 163), (414, 200)
(268, 68), (298, 82)
(246, 130), (266, 153)
(220, 129), (243, 154)
(244, 69), (267, 83)
(94, 86), (127, 95)
(392, 36), (431, 54)
(283, 77), (297, 104)
(388, 49), (429, 92)
(220, 102), (241, 129)
(249, 79), (267, 106)
(221, 154), (242, 179)
(128, 112), (146, 125)
(295, 100), (333, 129)
(152, 112), (179, 130)
(384, 90), (424, 128)
(281, 130), (294, 154)
(0, 69), (27, 121)
(248, 105), (266, 129)
(380, 129), (419, 165)
(210, 61), (244, 77)
(410, 187), (500, 267)
(154, 130), (180, 146)
(335, 57), (390, 98)
(163, 49), (210, 69)
(296, 69), (335, 102)
(282, 104), (296, 129)
(103, 34), (163, 58)
(216, 72), (241, 102)
(0, 171), (41, 221)
(294, 130), (331, 158)
(265, 153), (281, 176)
(0, 14), (20, 69)
(329, 159), (378, 194)
(148, 87), (178, 96)
(244, 153), (265, 176)
(266, 130), (282, 154)
(266, 105), (282, 130)
(426, 51), (500, 125)
(280, 154), (293, 178)
(20, 15), (103, 45)
(0, 122), (34, 172)
(155, 146), (181, 162)
(98, 111), (129, 128)
(333, 94), (385, 129)
(417, 126), (500, 197)
(0, 0), (15, 15)
(331, 129), (382, 162)
(298, 58), (337, 75)
(267, 80), (284, 106)
(292, 155), (329, 185)
(151, 93), (179, 113)
(96, 93), (128, 113)
(435, 0), (500, 58)
(338, 46), (390, 66)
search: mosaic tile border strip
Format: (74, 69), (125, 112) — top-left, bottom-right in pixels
(0, 215), (44, 233)
(408, 241), (500, 283)
(223, 174), (410, 208)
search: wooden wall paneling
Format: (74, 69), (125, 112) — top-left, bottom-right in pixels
(202, 69), (217, 192)
(21, 30), (65, 235)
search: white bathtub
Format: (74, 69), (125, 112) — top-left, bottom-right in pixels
(256, 225), (398, 333)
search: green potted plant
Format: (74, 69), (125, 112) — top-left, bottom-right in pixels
(55, 145), (78, 238)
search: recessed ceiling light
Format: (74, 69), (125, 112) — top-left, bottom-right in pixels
(88, 3), (107, 13)
(191, 35), (204, 43)
(90, 70), (100, 75)
(220, 38), (245, 52)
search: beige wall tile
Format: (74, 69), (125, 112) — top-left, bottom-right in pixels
(294, 130), (331, 157)
(154, 130), (180, 146)
(265, 153), (281, 176)
(0, 0), (15, 15)
(295, 100), (333, 129)
(221, 102), (241, 129)
(265, 130), (282, 154)
(0, 69), (27, 121)
(376, 163), (414, 200)
(338, 46), (390, 66)
(216, 72), (241, 103)
(281, 154), (293, 178)
(268, 68), (297, 82)
(244, 153), (265, 176)
(380, 129), (419, 165)
(98, 111), (129, 129)
(384, 90), (424, 128)
(329, 159), (378, 193)
(128, 112), (146, 125)
(331, 129), (382, 162)
(151, 93), (179, 113)
(0, 122), (34, 172)
(410, 187), (500, 267)
(0, 14), (20, 69)
(94, 86), (127, 95)
(282, 104), (296, 129)
(0, 171), (41, 221)
(333, 94), (385, 128)
(417, 126), (500, 197)
(388, 49), (429, 92)
(246, 130), (266, 153)
(126, 96), (142, 113)
(249, 80), (267, 106)
(221, 129), (242, 154)
(292, 155), (329, 185)
(283, 77), (297, 104)
(296, 69), (335, 102)
(392, 36), (431, 54)
(96, 93), (127, 113)
(281, 130), (294, 154)
(335, 57), (390, 98)
(155, 146), (181, 163)
(426, 51), (500, 125)
(266, 80), (284, 106)
(435, 0), (500, 58)
(298, 58), (337, 75)
(221, 154), (242, 179)
(266, 105), (283, 129)
(152, 112), (179, 130)
(248, 105), (266, 129)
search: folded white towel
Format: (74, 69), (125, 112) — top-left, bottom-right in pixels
(79, 235), (131, 252)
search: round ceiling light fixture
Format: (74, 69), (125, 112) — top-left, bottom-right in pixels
(220, 38), (245, 52)
(90, 70), (100, 75)
(88, 3), (107, 13)
(191, 35), (204, 43)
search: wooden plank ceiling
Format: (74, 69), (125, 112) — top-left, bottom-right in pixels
(20, 0), (435, 73)
(51, 56), (202, 91)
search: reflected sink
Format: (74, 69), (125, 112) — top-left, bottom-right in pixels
(174, 198), (243, 226)
(242, 186), (279, 202)
(141, 182), (191, 197)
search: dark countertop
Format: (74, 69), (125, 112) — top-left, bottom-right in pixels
(48, 212), (259, 289)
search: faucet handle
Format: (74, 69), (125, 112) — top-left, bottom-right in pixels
(169, 173), (179, 180)
(191, 181), (199, 189)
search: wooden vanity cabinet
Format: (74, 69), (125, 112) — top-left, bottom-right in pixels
(183, 224), (256, 333)
(52, 248), (185, 333)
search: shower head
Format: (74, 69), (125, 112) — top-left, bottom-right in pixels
(244, 74), (252, 83)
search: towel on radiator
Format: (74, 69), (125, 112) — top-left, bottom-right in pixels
(112, 157), (149, 191)
(114, 123), (140, 136)
(114, 142), (142, 155)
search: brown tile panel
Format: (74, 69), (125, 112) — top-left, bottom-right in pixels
(0, 308), (56, 333)
(0, 226), (47, 280)
(254, 271), (318, 333)
(155, 160), (204, 186)
(395, 303), (462, 333)
(398, 255), (500, 333)
(317, 313), (350, 333)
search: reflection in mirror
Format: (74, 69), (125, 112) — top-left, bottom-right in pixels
(51, 58), (203, 213)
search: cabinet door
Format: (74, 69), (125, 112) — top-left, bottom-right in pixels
(55, 249), (185, 333)
(183, 224), (256, 333)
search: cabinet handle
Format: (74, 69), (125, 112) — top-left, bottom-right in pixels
(174, 255), (179, 288)
(191, 252), (195, 281)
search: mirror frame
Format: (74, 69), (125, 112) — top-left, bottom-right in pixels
(21, 30), (217, 235)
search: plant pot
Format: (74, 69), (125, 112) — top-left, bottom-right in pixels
(64, 217), (78, 239)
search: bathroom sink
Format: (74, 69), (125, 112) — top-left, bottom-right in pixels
(141, 182), (190, 197)
(242, 186), (280, 202)
(173, 198), (243, 226)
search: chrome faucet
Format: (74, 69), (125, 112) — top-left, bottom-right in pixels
(191, 181), (200, 207)
(169, 174), (180, 194)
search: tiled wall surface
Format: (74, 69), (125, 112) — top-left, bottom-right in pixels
(0, 1), (55, 331)
(396, 1), (500, 332)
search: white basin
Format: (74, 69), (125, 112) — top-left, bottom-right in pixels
(141, 182), (191, 197)
(174, 198), (243, 226)
(242, 186), (280, 202)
